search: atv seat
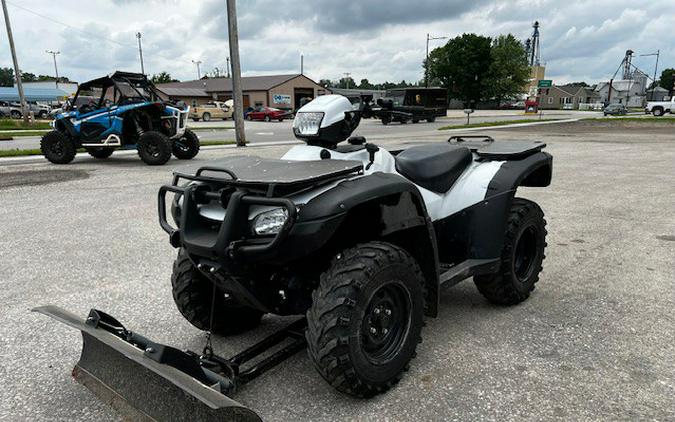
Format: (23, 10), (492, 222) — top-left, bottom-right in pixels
(395, 144), (472, 193)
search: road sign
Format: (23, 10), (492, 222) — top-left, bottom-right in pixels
(538, 79), (552, 88)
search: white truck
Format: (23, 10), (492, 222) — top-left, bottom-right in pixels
(645, 97), (674, 117)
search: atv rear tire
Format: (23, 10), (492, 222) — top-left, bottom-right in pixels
(171, 249), (264, 335)
(474, 198), (547, 305)
(172, 129), (200, 160)
(86, 147), (114, 159)
(41, 130), (76, 164)
(307, 242), (425, 398)
(137, 131), (172, 165)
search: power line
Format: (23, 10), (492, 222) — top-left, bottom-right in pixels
(6, 1), (135, 49)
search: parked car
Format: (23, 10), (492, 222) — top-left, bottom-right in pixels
(246, 106), (291, 122)
(189, 100), (233, 121)
(0, 100), (23, 118)
(603, 103), (627, 116)
(17, 101), (51, 119)
(644, 97), (674, 117)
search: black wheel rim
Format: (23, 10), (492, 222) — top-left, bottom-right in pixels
(514, 225), (538, 282)
(175, 137), (188, 152)
(49, 139), (64, 157)
(361, 282), (411, 364)
(143, 140), (160, 158)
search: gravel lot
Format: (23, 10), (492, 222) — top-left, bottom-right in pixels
(0, 120), (673, 421)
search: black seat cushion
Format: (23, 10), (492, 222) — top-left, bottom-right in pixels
(395, 144), (472, 193)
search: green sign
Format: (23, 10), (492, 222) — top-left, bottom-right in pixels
(538, 79), (552, 88)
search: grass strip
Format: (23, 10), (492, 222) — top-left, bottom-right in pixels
(0, 140), (239, 158)
(438, 118), (561, 130)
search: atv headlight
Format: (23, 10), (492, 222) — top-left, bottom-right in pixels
(252, 208), (288, 235)
(294, 112), (323, 136)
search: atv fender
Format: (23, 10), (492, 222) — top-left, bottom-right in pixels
(299, 172), (441, 317)
(465, 151), (552, 259)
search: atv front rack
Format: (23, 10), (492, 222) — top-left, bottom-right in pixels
(33, 306), (307, 422)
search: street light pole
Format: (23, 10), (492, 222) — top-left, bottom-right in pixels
(226, 0), (246, 147)
(1, 0), (29, 123)
(226, 57), (230, 78)
(45, 50), (60, 89)
(136, 32), (145, 75)
(425, 34), (447, 87)
(192, 60), (202, 79)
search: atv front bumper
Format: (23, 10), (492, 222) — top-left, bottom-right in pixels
(158, 169), (344, 266)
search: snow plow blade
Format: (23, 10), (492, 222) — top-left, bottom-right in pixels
(33, 305), (264, 422)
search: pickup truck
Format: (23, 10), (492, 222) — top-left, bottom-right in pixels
(189, 100), (233, 121)
(645, 97), (674, 117)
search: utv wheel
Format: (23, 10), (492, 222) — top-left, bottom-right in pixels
(246, 114), (253, 121)
(137, 131), (172, 165)
(171, 249), (264, 335)
(307, 241), (425, 398)
(264, 115), (271, 122)
(202, 112), (211, 121)
(381, 115), (391, 125)
(86, 147), (114, 159)
(426, 116), (436, 123)
(474, 198), (547, 305)
(172, 128), (200, 160)
(40, 130), (76, 164)
(652, 107), (664, 117)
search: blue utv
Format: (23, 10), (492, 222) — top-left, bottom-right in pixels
(41, 71), (198, 165)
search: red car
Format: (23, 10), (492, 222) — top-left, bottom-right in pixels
(246, 106), (290, 122)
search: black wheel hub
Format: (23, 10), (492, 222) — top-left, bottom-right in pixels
(144, 140), (160, 157)
(361, 283), (410, 364)
(514, 225), (538, 282)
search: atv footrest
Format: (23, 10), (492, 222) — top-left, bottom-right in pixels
(33, 305), (308, 422)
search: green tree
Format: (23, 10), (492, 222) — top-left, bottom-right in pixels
(151, 71), (178, 84)
(658, 68), (675, 93)
(484, 34), (530, 105)
(427, 33), (492, 105)
(358, 78), (373, 89)
(338, 76), (356, 89)
(0, 67), (13, 86)
(21, 72), (37, 82)
(318, 79), (334, 88)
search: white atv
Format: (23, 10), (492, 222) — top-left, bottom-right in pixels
(35, 94), (552, 421)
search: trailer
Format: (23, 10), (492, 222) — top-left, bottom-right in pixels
(368, 87), (448, 124)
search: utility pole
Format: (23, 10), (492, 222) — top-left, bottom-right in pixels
(425, 33), (447, 87)
(45, 50), (60, 89)
(136, 32), (145, 75)
(226, 57), (230, 78)
(2, 0), (29, 123)
(343, 72), (351, 89)
(300, 53), (304, 75)
(227, 0), (246, 147)
(192, 60), (202, 79)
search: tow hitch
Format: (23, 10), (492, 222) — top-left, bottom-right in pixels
(33, 306), (307, 422)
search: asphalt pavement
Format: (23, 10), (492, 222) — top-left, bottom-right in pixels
(0, 120), (673, 421)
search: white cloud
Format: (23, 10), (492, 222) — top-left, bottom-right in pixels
(0, 0), (672, 86)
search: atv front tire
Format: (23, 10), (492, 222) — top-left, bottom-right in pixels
(474, 198), (547, 305)
(86, 147), (114, 159)
(171, 249), (264, 335)
(41, 130), (76, 164)
(137, 131), (172, 165)
(172, 129), (200, 160)
(307, 242), (425, 398)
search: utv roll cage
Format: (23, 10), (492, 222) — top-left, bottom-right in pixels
(70, 71), (162, 111)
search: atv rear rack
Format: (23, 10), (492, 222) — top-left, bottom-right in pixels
(33, 306), (307, 422)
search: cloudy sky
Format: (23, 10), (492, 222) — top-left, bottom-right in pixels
(1, 0), (672, 85)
